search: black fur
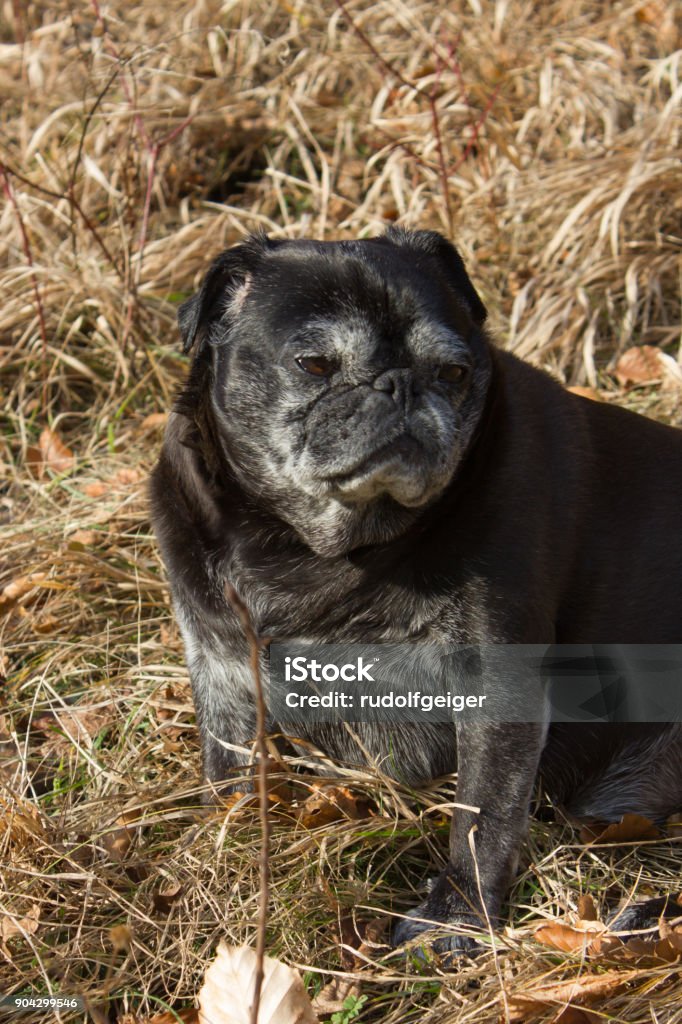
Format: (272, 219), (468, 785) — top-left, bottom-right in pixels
(150, 229), (682, 954)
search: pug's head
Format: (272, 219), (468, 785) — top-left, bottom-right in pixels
(178, 228), (492, 556)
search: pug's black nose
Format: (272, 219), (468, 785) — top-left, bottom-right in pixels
(373, 368), (420, 409)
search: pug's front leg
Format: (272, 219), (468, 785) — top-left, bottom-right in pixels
(186, 646), (259, 800)
(392, 721), (547, 955)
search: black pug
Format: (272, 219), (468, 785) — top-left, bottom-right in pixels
(150, 229), (682, 954)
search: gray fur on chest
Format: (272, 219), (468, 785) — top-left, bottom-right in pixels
(170, 537), (471, 786)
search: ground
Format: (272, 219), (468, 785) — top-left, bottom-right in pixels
(1, 2), (681, 1022)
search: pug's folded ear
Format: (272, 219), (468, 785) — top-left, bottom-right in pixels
(178, 232), (275, 354)
(383, 227), (487, 325)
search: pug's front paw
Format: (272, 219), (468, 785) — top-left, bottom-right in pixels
(390, 868), (497, 958)
(391, 905), (484, 957)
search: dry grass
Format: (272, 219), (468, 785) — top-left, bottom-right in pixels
(1, 0), (681, 1021)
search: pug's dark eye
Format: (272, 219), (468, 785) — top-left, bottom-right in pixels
(437, 363), (467, 384)
(296, 356), (335, 378)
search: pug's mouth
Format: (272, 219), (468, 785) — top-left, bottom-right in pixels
(316, 433), (441, 506)
(330, 433), (420, 479)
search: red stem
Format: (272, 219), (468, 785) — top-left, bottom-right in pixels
(1, 163), (48, 356)
(332, 0), (499, 231)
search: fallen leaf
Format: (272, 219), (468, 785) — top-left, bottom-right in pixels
(621, 930), (682, 964)
(214, 790), (252, 814)
(124, 861), (149, 884)
(154, 683), (194, 740)
(102, 827), (133, 862)
(68, 529), (98, 547)
(315, 88), (342, 107)
(635, 0), (663, 22)
(25, 445), (43, 478)
(81, 469), (144, 498)
(613, 345), (666, 387)
(147, 1010), (199, 1024)
(659, 352), (682, 389)
(298, 784), (372, 829)
(581, 930), (623, 957)
(81, 481), (109, 498)
(109, 924), (132, 950)
(152, 882), (184, 915)
(312, 978), (362, 1017)
(336, 914), (367, 970)
(344, 914), (392, 968)
(38, 426), (74, 474)
(161, 735), (185, 753)
(579, 813), (661, 844)
(381, 205), (400, 221)
(659, 911), (682, 939)
(577, 895), (598, 921)
(554, 1009), (600, 1024)
(579, 898), (682, 963)
(115, 467), (143, 485)
(567, 386), (603, 402)
(256, 776), (296, 810)
(505, 970), (638, 1022)
(535, 921), (606, 954)
(198, 942), (319, 1024)
(414, 61), (436, 78)
(25, 428), (74, 478)
(359, 915), (390, 948)
(141, 412), (169, 431)
(1, 904), (40, 956)
(33, 706), (114, 754)
(0, 793), (45, 845)
(634, 1), (679, 48)
(0, 573), (48, 613)
(32, 612), (60, 634)
(101, 810), (142, 862)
